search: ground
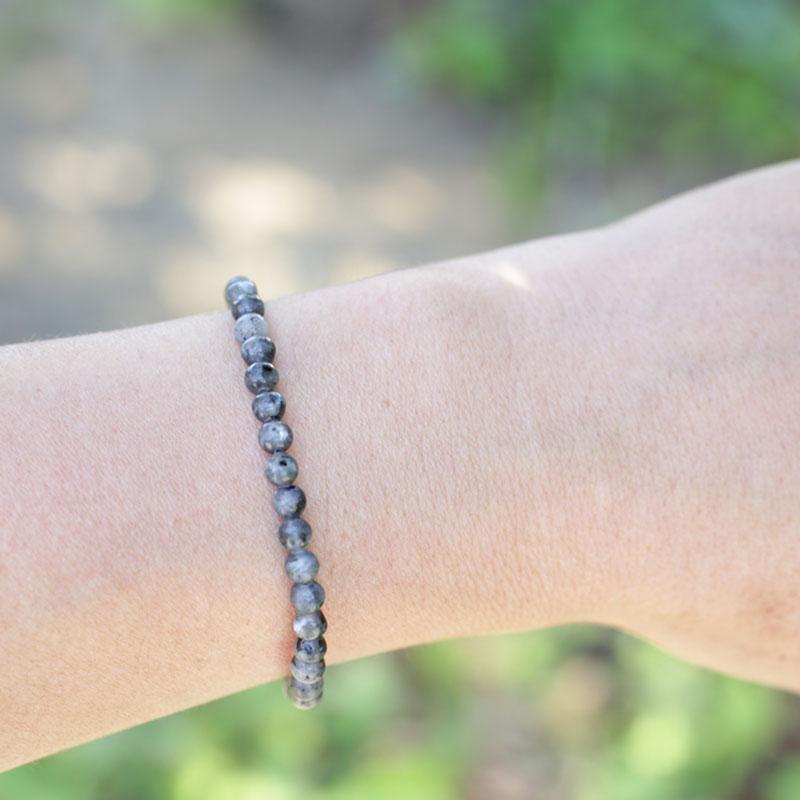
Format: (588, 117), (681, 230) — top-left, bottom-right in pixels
(0, 1), (504, 343)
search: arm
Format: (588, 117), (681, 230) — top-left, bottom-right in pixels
(1, 161), (799, 770)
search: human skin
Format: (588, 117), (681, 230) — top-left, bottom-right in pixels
(0, 161), (798, 770)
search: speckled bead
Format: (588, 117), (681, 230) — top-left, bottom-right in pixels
(244, 362), (278, 394)
(274, 486), (306, 518)
(241, 335), (275, 365)
(232, 294), (265, 319)
(290, 695), (321, 710)
(279, 516), (311, 548)
(234, 312), (268, 344)
(286, 548), (319, 583)
(252, 391), (285, 422)
(288, 676), (323, 698)
(295, 637), (327, 664)
(291, 581), (325, 614)
(259, 420), (293, 453)
(265, 452), (298, 487)
(286, 678), (323, 709)
(290, 656), (325, 683)
(293, 611), (327, 640)
(225, 276), (257, 306)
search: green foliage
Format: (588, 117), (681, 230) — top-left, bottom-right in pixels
(2, 629), (798, 798)
(400, 0), (800, 210)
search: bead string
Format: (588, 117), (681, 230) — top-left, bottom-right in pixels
(225, 276), (327, 709)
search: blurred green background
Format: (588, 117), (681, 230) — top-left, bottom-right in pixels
(0, 1), (798, 798)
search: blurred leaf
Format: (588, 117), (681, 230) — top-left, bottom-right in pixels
(400, 0), (800, 219)
(767, 761), (800, 800)
(322, 751), (459, 800)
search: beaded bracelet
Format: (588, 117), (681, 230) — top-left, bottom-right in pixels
(224, 276), (327, 710)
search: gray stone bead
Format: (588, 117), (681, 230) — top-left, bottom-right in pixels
(290, 655), (325, 683)
(225, 276), (257, 306)
(295, 636), (327, 663)
(274, 486), (306, 518)
(293, 611), (327, 640)
(232, 294), (265, 319)
(278, 516), (311, 547)
(265, 452), (297, 486)
(290, 695), (321, 710)
(286, 677), (323, 709)
(252, 391), (285, 422)
(259, 420), (293, 453)
(286, 548), (319, 583)
(288, 676), (323, 699)
(245, 362), (278, 394)
(234, 312), (267, 344)
(291, 581), (325, 614)
(241, 335), (275, 365)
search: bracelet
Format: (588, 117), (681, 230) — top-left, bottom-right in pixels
(224, 276), (327, 710)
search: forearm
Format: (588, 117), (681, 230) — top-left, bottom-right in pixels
(0, 241), (603, 769)
(2, 162), (800, 769)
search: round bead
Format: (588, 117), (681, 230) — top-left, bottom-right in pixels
(290, 695), (321, 710)
(234, 313), (267, 344)
(295, 637), (327, 664)
(232, 294), (265, 319)
(293, 611), (327, 640)
(286, 548), (319, 583)
(245, 362), (278, 394)
(290, 655), (325, 683)
(286, 677), (323, 709)
(252, 391), (285, 422)
(259, 420), (293, 453)
(279, 516), (311, 548)
(274, 486), (306, 518)
(225, 276), (257, 306)
(288, 676), (323, 699)
(291, 581), (325, 614)
(241, 335), (275, 365)
(265, 453), (298, 487)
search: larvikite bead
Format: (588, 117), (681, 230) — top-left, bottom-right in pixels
(232, 294), (265, 319)
(225, 276), (257, 306)
(259, 420), (293, 453)
(286, 678), (323, 709)
(265, 452), (298, 486)
(288, 676), (323, 699)
(279, 516), (311, 548)
(241, 335), (275, 365)
(286, 548), (319, 583)
(293, 611), (327, 640)
(295, 636), (327, 663)
(289, 658), (325, 683)
(245, 362), (278, 394)
(252, 391), (285, 422)
(290, 695), (321, 711)
(290, 655), (325, 683)
(234, 312), (267, 344)
(274, 486), (306, 518)
(291, 581), (325, 614)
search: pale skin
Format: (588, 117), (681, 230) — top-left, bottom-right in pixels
(1, 161), (799, 771)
